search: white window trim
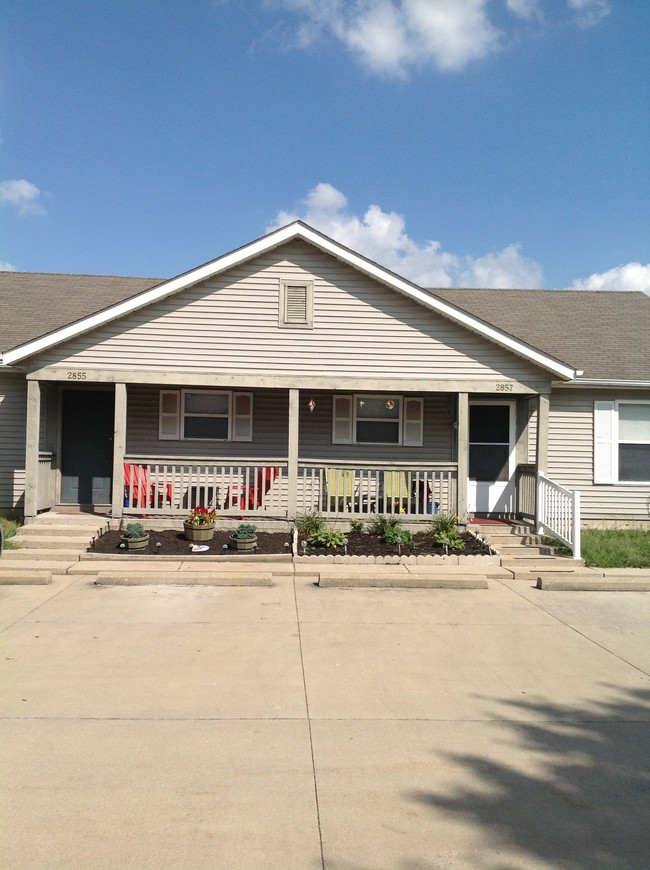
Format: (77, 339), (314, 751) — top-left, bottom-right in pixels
(279, 279), (314, 328)
(332, 394), (423, 447)
(159, 389), (253, 442)
(594, 399), (650, 485)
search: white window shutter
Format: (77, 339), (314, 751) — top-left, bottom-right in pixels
(232, 392), (253, 441)
(332, 395), (353, 444)
(594, 401), (616, 484)
(159, 390), (180, 440)
(403, 398), (424, 446)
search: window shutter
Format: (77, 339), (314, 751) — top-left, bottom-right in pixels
(332, 395), (353, 444)
(232, 392), (253, 441)
(403, 398), (423, 446)
(159, 390), (180, 440)
(594, 401), (616, 484)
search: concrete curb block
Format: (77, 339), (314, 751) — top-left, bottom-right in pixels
(317, 573), (489, 588)
(537, 574), (650, 591)
(94, 571), (274, 587)
(0, 570), (52, 585)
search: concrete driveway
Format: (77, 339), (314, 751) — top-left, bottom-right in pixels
(1, 573), (649, 869)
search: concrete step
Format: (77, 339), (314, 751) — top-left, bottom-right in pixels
(500, 555), (585, 568)
(12, 534), (92, 550)
(480, 534), (543, 547)
(20, 524), (107, 537)
(0, 567), (52, 585)
(496, 545), (555, 557)
(1, 547), (82, 561)
(0, 557), (76, 572)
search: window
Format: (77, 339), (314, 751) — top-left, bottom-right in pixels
(594, 400), (650, 483)
(279, 279), (313, 328)
(159, 390), (253, 441)
(332, 395), (423, 446)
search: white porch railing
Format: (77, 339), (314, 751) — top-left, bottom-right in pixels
(122, 459), (288, 517)
(537, 473), (581, 560)
(298, 462), (457, 518)
(37, 451), (56, 512)
(121, 458), (458, 520)
(515, 464), (536, 520)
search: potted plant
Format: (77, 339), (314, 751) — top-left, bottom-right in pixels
(120, 522), (150, 552)
(184, 506), (218, 542)
(229, 523), (257, 552)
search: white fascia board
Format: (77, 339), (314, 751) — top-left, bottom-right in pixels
(3, 221), (576, 379)
(554, 378), (650, 389)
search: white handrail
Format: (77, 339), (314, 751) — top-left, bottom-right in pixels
(536, 473), (581, 560)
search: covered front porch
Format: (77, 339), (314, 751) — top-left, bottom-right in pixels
(25, 378), (553, 525)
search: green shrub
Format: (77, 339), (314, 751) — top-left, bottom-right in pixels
(0, 516), (19, 549)
(433, 530), (465, 552)
(369, 514), (412, 545)
(123, 522), (146, 539)
(308, 527), (346, 548)
(349, 519), (365, 535)
(294, 510), (325, 538)
(232, 523), (257, 539)
(428, 512), (461, 536)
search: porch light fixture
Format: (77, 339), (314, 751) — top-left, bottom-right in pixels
(385, 400), (395, 410)
(308, 397), (316, 413)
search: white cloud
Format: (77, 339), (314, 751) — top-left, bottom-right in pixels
(506, 0), (542, 21)
(274, 0), (610, 76)
(567, 0), (611, 28)
(0, 179), (45, 217)
(570, 263), (650, 294)
(0, 261), (17, 272)
(268, 182), (543, 288)
(276, 0), (502, 76)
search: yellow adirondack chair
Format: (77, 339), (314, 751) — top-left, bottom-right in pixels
(382, 471), (410, 513)
(325, 468), (355, 512)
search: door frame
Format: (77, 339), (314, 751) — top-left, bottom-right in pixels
(59, 388), (115, 506)
(467, 400), (517, 515)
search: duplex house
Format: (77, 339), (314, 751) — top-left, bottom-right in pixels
(1, 222), (648, 554)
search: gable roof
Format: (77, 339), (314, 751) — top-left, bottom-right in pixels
(0, 222), (595, 381)
(432, 288), (650, 383)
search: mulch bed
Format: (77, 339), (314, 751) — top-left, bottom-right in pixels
(90, 529), (489, 558)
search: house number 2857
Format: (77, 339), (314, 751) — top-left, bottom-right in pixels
(67, 371), (87, 380)
(496, 383), (513, 392)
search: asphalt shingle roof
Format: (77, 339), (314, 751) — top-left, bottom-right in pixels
(430, 288), (650, 381)
(0, 271), (648, 382)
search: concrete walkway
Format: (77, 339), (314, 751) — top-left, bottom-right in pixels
(1, 570), (649, 869)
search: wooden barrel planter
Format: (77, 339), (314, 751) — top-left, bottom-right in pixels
(184, 523), (216, 542)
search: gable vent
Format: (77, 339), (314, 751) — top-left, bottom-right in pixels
(280, 279), (313, 328)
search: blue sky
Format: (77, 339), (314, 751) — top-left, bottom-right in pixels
(1, 0), (648, 292)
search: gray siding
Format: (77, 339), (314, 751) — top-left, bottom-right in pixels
(0, 371), (26, 510)
(125, 387), (454, 464)
(34, 241), (547, 387)
(548, 389), (650, 521)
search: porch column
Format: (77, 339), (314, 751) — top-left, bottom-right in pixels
(287, 388), (299, 518)
(536, 393), (550, 476)
(111, 383), (127, 519)
(456, 392), (469, 521)
(24, 380), (42, 519)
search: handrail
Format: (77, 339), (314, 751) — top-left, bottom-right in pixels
(537, 473), (581, 560)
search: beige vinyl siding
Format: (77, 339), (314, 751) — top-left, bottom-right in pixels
(548, 389), (650, 521)
(126, 387), (454, 463)
(0, 371), (27, 510)
(33, 241), (547, 386)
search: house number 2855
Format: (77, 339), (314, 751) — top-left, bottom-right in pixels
(67, 371), (87, 380)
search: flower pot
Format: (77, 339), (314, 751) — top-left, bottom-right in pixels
(184, 522), (215, 542)
(229, 534), (257, 552)
(120, 534), (150, 552)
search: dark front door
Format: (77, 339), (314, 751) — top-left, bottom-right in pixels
(60, 390), (114, 505)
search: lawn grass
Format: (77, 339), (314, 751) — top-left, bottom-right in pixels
(543, 528), (650, 567)
(0, 516), (20, 550)
(581, 528), (650, 569)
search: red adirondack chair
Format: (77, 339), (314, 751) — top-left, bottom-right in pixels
(124, 464), (173, 511)
(224, 466), (279, 510)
